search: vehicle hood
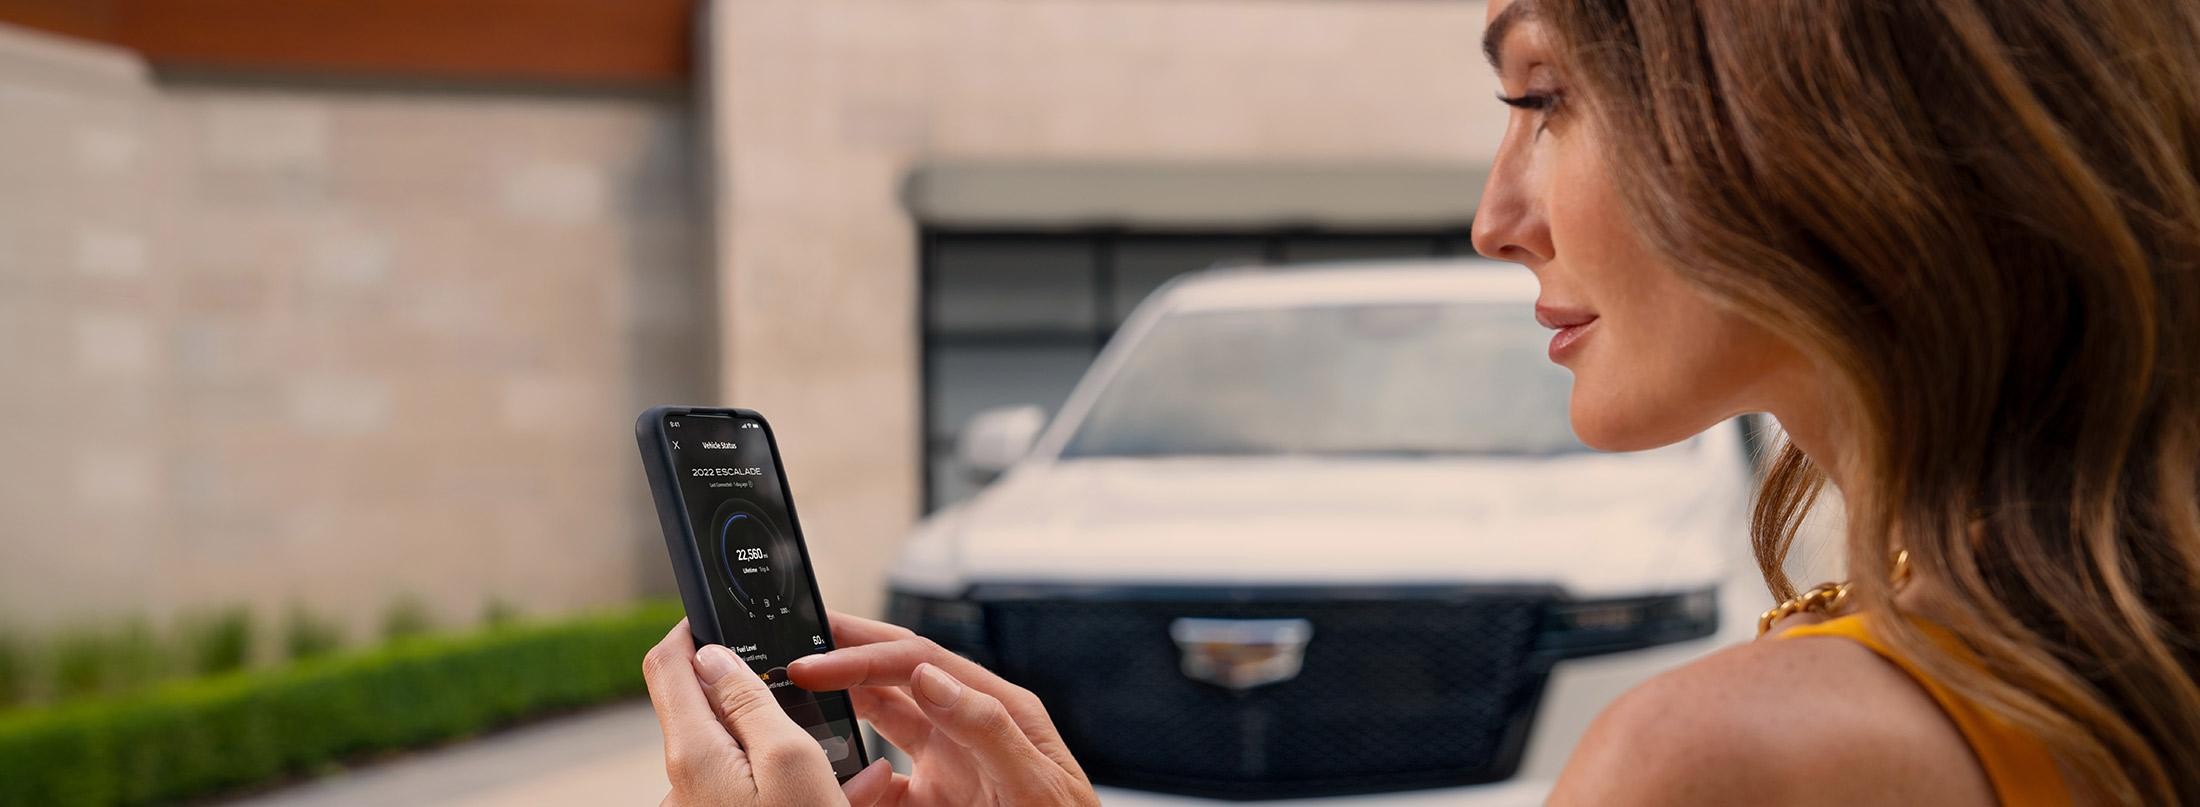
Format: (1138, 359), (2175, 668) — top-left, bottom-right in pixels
(894, 450), (1744, 599)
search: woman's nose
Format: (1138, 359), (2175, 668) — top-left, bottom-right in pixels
(1471, 156), (1553, 268)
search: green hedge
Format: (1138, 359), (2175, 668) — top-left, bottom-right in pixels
(0, 601), (681, 807)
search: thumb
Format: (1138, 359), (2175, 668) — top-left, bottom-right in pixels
(693, 644), (832, 778)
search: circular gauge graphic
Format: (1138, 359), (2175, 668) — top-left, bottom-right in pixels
(709, 498), (797, 616)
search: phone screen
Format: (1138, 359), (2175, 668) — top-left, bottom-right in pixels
(664, 412), (865, 779)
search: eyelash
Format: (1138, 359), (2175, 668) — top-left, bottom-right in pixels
(1496, 91), (1563, 134)
(1495, 92), (1557, 111)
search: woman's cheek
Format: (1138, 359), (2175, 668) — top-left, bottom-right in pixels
(1545, 140), (1735, 448)
(1564, 317), (1663, 451)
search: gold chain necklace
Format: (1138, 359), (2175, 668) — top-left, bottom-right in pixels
(1757, 549), (1912, 636)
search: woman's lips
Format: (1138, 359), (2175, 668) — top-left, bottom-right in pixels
(1547, 318), (1598, 362)
(1534, 303), (1599, 363)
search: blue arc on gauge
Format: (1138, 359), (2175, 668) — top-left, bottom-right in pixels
(720, 513), (757, 603)
(710, 498), (791, 615)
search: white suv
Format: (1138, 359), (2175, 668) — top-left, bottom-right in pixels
(885, 260), (1763, 805)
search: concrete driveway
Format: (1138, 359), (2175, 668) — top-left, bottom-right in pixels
(223, 702), (669, 807)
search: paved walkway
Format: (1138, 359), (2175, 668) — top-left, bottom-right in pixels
(224, 702), (668, 807)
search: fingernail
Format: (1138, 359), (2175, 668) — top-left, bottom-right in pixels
(695, 644), (741, 683)
(914, 663), (962, 708)
(788, 653), (821, 670)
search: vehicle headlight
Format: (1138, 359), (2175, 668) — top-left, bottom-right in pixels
(885, 591), (989, 659)
(1539, 586), (1719, 657)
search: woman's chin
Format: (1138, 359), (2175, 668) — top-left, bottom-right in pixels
(1568, 414), (1644, 453)
(1567, 385), (1712, 453)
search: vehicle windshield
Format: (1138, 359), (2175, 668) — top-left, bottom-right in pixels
(1060, 301), (1590, 458)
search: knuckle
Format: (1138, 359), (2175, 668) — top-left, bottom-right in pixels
(662, 744), (701, 782)
(969, 694), (1023, 741)
(642, 643), (682, 680)
(970, 690), (1010, 720)
(1006, 688), (1047, 716)
(715, 679), (780, 723)
(749, 739), (811, 772)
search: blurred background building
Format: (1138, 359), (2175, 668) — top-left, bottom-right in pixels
(0, 0), (710, 638)
(0, 0), (1501, 633)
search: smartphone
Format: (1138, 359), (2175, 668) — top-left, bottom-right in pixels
(635, 406), (869, 781)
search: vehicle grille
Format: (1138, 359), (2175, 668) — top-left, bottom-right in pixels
(982, 592), (1554, 800)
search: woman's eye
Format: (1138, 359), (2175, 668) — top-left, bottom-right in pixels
(1495, 91), (1563, 135)
(1495, 92), (1555, 111)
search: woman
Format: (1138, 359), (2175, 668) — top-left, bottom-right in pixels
(641, 0), (2200, 803)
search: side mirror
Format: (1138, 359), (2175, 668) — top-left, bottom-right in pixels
(957, 405), (1047, 485)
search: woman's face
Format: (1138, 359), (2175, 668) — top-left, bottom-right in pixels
(1472, 0), (1805, 452)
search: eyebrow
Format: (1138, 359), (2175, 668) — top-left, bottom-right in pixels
(1482, 0), (1535, 70)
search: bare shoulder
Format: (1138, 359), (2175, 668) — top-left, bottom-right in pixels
(1547, 628), (1996, 806)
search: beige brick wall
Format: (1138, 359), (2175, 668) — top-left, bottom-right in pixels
(0, 22), (710, 636)
(2, 0), (1507, 632)
(707, 0), (1499, 616)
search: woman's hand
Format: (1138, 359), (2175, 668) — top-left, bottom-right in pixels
(643, 619), (895, 806)
(787, 613), (1099, 807)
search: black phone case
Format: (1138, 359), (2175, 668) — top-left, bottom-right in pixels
(634, 405), (870, 778)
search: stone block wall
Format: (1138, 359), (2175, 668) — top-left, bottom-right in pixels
(0, 22), (710, 637)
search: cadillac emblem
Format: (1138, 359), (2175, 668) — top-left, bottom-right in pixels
(1168, 617), (1313, 691)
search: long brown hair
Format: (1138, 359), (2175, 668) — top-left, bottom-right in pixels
(1533, 0), (2200, 801)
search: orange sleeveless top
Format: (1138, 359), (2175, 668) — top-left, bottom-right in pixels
(1781, 614), (2069, 805)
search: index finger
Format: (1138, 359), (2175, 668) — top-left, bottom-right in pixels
(828, 611), (917, 647)
(788, 635), (1009, 699)
(642, 620), (730, 755)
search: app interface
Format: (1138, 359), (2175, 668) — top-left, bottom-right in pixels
(666, 413), (863, 778)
